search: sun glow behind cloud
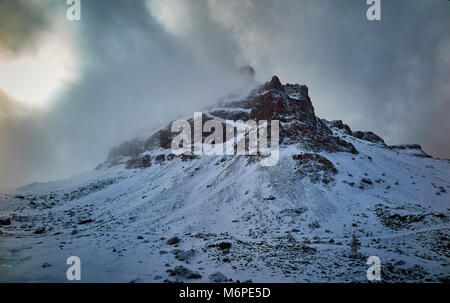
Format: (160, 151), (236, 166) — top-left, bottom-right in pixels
(0, 20), (79, 107)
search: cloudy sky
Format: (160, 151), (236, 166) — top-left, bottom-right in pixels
(0, 0), (449, 188)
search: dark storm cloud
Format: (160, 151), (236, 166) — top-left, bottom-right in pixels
(0, 0), (244, 188)
(0, 0), (53, 57)
(0, 0), (449, 188)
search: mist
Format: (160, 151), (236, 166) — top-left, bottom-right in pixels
(0, 0), (449, 188)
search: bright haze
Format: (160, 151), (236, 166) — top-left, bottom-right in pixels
(0, 0), (449, 188)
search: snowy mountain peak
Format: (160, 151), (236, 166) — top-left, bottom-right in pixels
(103, 76), (366, 169)
(1, 76), (449, 283)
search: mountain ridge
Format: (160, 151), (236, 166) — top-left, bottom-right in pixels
(102, 75), (407, 171)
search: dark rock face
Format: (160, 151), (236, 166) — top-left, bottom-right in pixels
(310, 135), (358, 154)
(285, 83), (309, 99)
(391, 144), (422, 150)
(353, 131), (385, 144)
(389, 144), (432, 158)
(262, 76), (285, 92)
(323, 119), (385, 145)
(324, 120), (352, 135)
(211, 77), (358, 154)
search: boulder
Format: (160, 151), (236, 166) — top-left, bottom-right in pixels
(209, 271), (228, 282)
(170, 266), (201, 279)
(0, 217), (11, 225)
(166, 236), (180, 245)
(308, 221), (321, 229)
(33, 226), (46, 234)
(217, 241), (232, 251)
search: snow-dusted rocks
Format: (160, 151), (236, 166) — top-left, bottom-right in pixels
(166, 236), (181, 245)
(292, 153), (337, 184)
(169, 266), (202, 279)
(208, 271), (228, 282)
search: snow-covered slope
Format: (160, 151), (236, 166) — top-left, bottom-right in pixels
(1, 76), (449, 282)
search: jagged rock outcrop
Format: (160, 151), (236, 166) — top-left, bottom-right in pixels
(323, 119), (385, 144)
(389, 144), (432, 158)
(352, 131), (384, 144)
(104, 75), (379, 167)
